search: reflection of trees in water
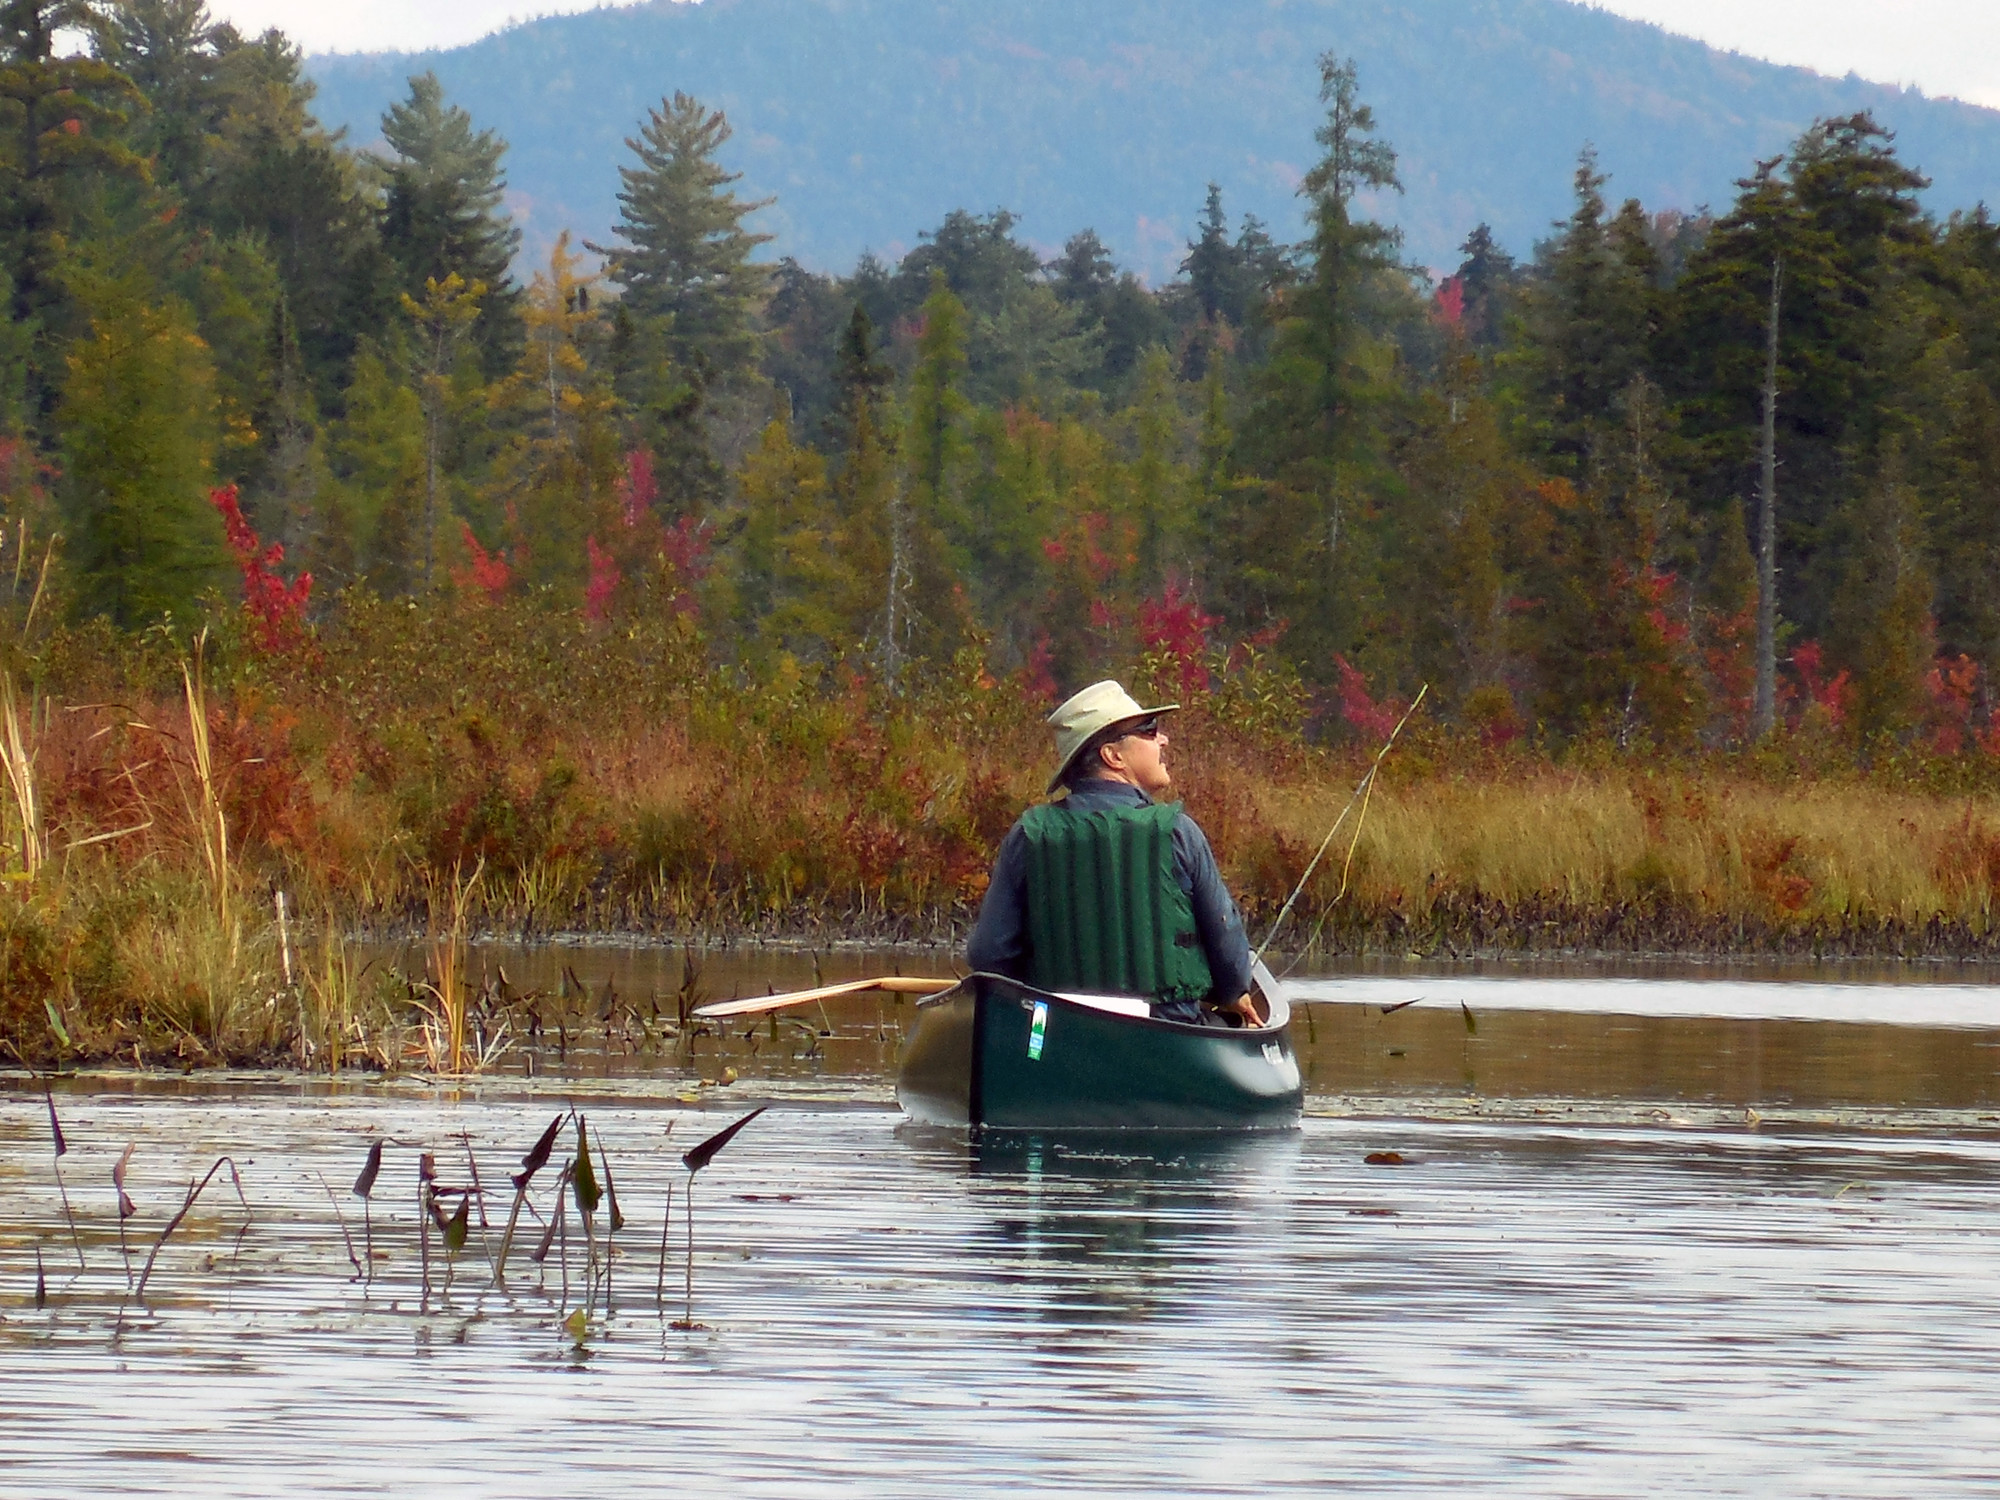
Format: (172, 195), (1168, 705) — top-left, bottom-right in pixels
(909, 1129), (1300, 1332)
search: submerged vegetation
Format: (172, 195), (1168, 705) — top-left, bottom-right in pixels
(27, 1083), (766, 1342)
(2, 10), (2000, 1065)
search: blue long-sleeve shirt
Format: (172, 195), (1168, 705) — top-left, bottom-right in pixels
(965, 780), (1254, 1019)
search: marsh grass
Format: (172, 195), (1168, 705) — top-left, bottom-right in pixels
(1262, 769), (2000, 953)
(16, 596), (2000, 1066)
(415, 861), (491, 1074)
(0, 671), (46, 881)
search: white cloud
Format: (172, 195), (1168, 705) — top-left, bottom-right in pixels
(1587, 0), (2000, 108)
(212, 0), (662, 56)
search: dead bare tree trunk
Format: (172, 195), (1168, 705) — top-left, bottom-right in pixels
(1752, 257), (1783, 741)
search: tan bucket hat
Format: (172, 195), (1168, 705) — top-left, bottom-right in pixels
(1045, 680), (1179, 793)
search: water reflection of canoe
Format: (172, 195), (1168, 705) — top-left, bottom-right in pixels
(897, 961), (1304, 1131)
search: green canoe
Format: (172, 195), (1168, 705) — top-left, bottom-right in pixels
(896, 961), (1304, 1131)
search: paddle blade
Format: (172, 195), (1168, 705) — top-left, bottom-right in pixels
(692, 976), (956, 1021)
(681, 1107), (766, 1175)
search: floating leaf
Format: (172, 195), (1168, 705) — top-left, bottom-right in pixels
(682, 1107), (766, 1175)
(444, 1196), (469, 1253)
(513, 1114), (563, 1190)
(112, 1143), (136, 1218)
(573, 1118), (601, 1217)
(1459, 1001), (1477, 1036)
(563, 1306), (588, 1343)
(42, 1082), (65, 1158)
(353, 1139), (383, 1200)
(1364, 1151), (1407, 1166)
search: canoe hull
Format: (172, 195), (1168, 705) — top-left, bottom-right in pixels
(897, 972), (1304, 1131)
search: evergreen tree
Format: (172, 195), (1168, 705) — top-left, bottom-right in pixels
(722, 418), (854, 664)
(399, 270), (485, 586)
(1665, 116), (1925, 654)
(1097, 272), (1168, 385)
(0, 0), (146, 425)
(892, 208), (1039, 324)
(91, 0), (220, 193)
(1453, 223), (1519, 350)
(591, 92), (771, 387)
(1229, 54), (1406, 672)
(373, 72), (521, 377)
(1827, 447), (1933, 741)
(884, 269), (972, 675)
(906, 270), (969, 528)
(1509, 150), (1661, 475)
(762, 256), (846, 435)
(58, 267), (225, 623)
(824, 302), (897, 654)
(326, 344), (422, 595)
(1181, 183), (1241, 324)
(1924, 209), (2000, 669)
(246, 291), (338, 587)
(203, 101), (387, 406)
(824, 301), (891, 459)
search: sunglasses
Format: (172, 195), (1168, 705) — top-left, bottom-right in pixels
(1122, 718), (1164, 741)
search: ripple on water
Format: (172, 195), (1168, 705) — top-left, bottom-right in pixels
(4, 1089), (2000, 1495)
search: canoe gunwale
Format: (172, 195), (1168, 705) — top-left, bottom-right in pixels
(946, 963), (1292, 1037)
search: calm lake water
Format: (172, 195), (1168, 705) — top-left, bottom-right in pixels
(7, 947), (2000, 1495)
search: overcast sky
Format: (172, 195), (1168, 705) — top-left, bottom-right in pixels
(215, 0), (2000, 109)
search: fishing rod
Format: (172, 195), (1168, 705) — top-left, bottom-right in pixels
(1253, 682), (1428, 967)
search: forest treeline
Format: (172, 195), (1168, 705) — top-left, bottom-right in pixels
(5, 0), (2000, 756)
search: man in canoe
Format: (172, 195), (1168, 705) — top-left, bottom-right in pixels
(967, 680), (1263, 1027)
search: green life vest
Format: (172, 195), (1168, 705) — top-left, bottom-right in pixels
(1017, 798), (1214, 1003)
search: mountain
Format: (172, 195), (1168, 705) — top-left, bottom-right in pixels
(305, 0), (2000, 280)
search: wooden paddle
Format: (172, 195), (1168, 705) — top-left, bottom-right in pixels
(691, 974), (960, 1021)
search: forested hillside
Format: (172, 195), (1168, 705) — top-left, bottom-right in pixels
(305, 0), (2000, 276)
(5, 0), (1999, 746)
(7, 0), (2000, 1062)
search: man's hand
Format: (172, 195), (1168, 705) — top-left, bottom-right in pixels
(1228, 992), (1265, 1028)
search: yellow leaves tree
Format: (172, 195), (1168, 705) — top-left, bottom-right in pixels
(488, 233), (621, 587)
(720, 418), (861, 667)
(401, 271), (485, 586)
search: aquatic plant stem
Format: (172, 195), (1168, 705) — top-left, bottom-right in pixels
(135, 1157), (250, 1299)
(494, 1184), (528, 1286)
(43, 1080), (83, 1272)
(418, 1174), (432, 1311)
(654, 1180), (674, 1312)
(459, 1131), (497, 1279)
(317, 1171), (363, 1278)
